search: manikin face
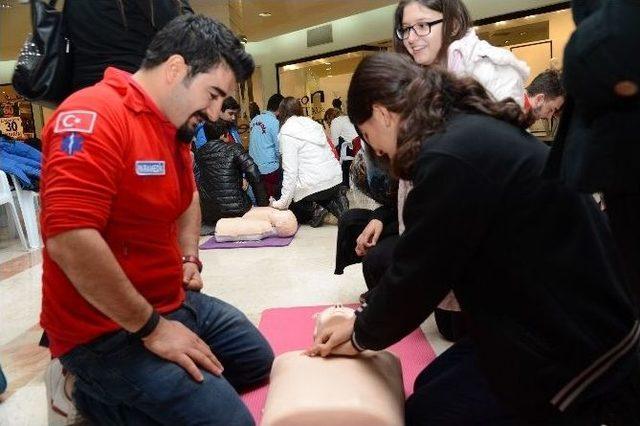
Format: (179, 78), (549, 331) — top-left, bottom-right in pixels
(357, 105), (400, 159)
(401, 1), (445, 66)
(168, 58), (237, 140)
(530, 94), (565, 121)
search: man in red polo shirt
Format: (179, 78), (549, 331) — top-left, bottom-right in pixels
(524, 69), (566, 121)
(40, 15), (273, 425)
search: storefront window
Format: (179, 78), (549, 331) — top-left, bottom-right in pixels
(277, 47), (382, 122)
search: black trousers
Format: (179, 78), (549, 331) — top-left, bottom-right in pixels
(605, 192), (640, 307)
(334, 208), (398, 275)
(406, 338), (515, 426)
(290, 184), (348, 224)
(407, 338), (640, 426)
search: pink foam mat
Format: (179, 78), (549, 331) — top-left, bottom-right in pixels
(240, 304), (436, 424)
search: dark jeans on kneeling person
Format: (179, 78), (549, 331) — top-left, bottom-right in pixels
(60, 291), (274, 426)
(290, 184), (349, 225)
(262, 168), (282, 200)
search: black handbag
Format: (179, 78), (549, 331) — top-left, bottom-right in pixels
(12, 0), (72, 109)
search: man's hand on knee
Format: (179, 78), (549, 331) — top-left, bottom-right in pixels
(142, 318), (223, 382)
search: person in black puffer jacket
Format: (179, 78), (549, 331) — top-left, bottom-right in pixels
(194, 121), (268, 228)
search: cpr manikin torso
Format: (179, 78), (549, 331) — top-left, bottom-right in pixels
(261, 305), (405, 426)
(214, 207), (298, 242)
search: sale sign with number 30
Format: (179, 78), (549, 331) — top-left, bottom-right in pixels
(0, 116), (25, 139)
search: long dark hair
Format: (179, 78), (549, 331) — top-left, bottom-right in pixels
(348, 53), (531, 179)
(393, 0), (472, 64)
(277, 97), (303, 128)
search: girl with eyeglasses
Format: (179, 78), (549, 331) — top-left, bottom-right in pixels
(355, 0), (531, 341)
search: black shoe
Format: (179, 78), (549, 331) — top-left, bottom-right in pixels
(309, 205), (328, 228)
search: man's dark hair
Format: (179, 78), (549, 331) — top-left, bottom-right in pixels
(266, 94), (284, 112)
(526, 69), (565, 99)
(141, 14), (254, 82)
(332, 98), (342, 110)
(222, 96), (240, 112)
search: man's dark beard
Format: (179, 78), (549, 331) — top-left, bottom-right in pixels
(176, 111), (208, 144)
(176, 123), (196, 143)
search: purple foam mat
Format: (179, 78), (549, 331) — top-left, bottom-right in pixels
(199, 234), (295, 250)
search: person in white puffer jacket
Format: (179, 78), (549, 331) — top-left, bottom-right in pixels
(271, 97), (348, 227)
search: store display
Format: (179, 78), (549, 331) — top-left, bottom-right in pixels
(0, 85), (36, 140)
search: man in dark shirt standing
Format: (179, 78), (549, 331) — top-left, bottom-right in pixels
(63, 0), (193, 91)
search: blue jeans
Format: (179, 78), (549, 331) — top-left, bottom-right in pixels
(60, 291), (274, 425)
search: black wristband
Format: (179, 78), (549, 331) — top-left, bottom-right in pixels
(351, 331), (365, 352)
(132, 310), (160, 339)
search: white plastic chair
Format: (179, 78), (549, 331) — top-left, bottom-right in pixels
(9, 174), (42, 250)
(0, 170), (28, 250)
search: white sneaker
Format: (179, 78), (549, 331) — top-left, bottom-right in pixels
(45, 359), (83, 426)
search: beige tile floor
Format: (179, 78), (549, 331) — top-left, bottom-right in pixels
(0, 218), (450, 425)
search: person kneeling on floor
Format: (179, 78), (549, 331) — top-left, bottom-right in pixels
(270, 97), (349, 227)
(40, 15), (273, 426)
(194, 119), (269, 235)
(309, 53), (640, 426)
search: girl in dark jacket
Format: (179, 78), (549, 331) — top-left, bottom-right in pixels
(309, 53), (640, 425)
(195, 121), (268, 227)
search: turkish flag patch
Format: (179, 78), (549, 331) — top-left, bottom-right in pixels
(54, 110), (98, 134)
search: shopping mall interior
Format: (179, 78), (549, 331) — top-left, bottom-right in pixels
(2, 0), (639, 425)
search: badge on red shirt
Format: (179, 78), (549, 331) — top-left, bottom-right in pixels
(54, 110), (98, 134)
(60, 132), (84, 156)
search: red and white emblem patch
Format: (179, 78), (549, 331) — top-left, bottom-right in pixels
(54, 110), (97, 134)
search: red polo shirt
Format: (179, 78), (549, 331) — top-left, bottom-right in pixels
(40, 68), (195, 357)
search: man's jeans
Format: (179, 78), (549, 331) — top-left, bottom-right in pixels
(60, 291), (274, 425)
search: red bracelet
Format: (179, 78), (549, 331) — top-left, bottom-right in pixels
(182, 255), (203, 273)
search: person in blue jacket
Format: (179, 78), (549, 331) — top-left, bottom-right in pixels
(249, 94), (284, 199)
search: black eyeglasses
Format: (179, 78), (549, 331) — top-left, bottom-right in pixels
(395, 19), (444, 40)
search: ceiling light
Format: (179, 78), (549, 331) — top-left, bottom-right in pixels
(258, 12), (272, 17)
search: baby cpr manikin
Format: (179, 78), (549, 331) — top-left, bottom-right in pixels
(242, 207), (298, 237)
(260, 305), (405, 426)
